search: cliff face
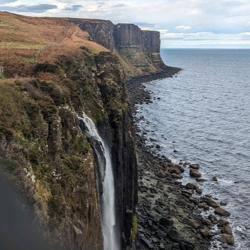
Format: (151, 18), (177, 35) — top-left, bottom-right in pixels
(69, 19), (166, 77)
(114, 24), (143, 48)
(142, 30), (160, 53)
(0, 50), (137, 250)
(0, 13), (138, 250)
(73, 19), (115, 51)
(95, 53), (138, 247)
(114, 24), (165, 75)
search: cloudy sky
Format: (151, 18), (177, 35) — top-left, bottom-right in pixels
(1, 0), (250, 48)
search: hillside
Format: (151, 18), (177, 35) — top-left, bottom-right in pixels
(0, 12), (138, 250)
(0, 12), (107, 77)
(69, 18), (167, 77)
(0, 12), (167, 80)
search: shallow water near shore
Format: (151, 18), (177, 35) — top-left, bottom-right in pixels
(136, 49), (250, 249)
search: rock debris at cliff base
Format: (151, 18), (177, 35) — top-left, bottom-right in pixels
(127, 72), (234, 250)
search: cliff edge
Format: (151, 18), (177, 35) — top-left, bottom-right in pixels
(69, 18), (167, 77)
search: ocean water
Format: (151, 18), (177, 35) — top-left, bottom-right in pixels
(136, 49), (250, 249)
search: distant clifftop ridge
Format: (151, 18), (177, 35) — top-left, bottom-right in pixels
(0, 12), (166, 78)
(69, 18), (166, 76)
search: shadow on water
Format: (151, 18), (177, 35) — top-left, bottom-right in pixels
(0, 170), (61, 250)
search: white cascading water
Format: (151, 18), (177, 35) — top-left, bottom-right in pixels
(78, 112), (119, 250)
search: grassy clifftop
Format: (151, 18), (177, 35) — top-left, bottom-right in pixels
(0, 12), (107, 77)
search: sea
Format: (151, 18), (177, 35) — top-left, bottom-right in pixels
(136, 49), (250, 249)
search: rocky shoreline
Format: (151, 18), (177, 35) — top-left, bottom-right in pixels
(126, 68), (234, 250)
(127, 66), (181, 111)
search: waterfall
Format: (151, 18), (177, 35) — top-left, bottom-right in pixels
(78, 112), (120, 250)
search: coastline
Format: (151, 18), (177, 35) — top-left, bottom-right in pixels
(126, 66), (182, 117)
(127, 66), (182, 84)
(127, 68), (234, 249)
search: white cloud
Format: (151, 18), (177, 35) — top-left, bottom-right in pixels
(0, 4), (58, 13)
(0, 0), (16, 3)
(160, 30), (250, 48)
(1, 0), (250, 47)
(240, 32), (250, 36)
(176, 25), (192, 31)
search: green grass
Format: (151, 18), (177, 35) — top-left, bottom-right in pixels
(131, 214), (138, 241)
(0, 20), (11, 28)
(0, 66), (4, 79)
(0, 42), (45, 50)
(23, 57), (38, 64)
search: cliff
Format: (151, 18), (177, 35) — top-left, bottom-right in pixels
(0, 12), (231, 250)
(69, 18), (166, 77)
(73, 19), (115, 51)
(0, 12), (138, 250)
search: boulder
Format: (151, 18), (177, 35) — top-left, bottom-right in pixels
(220, 200), (228, 206)
(190, 219), (201, 229)
(159, 217), (174, 227)
(212, 176), (218, 182)
(189, 197), (199, 205)
(204, 198), (219, 208)
(196, 188), (202, 195)
(198, 202), (209, 210)
(208, 214), (218, 224)
(196, 178), (206, 182)
(171, 173), (182, 179)
(214, 207), (231, 217)
(221, 234), (235, 246)
(190, 169), (201, 178)
(222, 224), (233, 235)
(200, 227), (211, 238)
(185, 183), (198, 190)
(201, 218), (212, 227)
(182, 189), (193, 197)
(189, 164), (200, 170)
(218, 219), (229, 227)
(169, 165), (183, 175)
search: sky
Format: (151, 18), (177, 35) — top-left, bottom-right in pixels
(1, 0), (250, 48)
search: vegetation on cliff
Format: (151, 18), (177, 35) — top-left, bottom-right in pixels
(0, 12), (138, 250)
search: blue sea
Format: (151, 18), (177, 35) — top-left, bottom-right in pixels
(137, 49), (250, 249)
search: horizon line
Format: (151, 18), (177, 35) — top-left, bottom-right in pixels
(161, 47), (250, 49)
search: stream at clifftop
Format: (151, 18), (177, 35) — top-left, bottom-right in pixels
(136, 49), (250, 249)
